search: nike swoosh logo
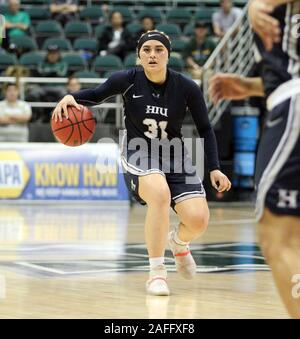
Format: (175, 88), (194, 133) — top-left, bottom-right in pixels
(148, 34), (160, 37)
(133, 94), (143, 98)
(266, 117), (283, 128)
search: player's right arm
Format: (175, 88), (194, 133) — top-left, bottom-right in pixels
(52, 70), (132, 122)
(208, 73), (264, 104)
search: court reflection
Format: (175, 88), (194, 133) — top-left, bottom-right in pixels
(0, 204), (129, 261)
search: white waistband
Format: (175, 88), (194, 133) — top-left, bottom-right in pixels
(267, 79), (300, 111)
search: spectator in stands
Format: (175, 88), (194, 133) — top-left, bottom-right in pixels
(212, 0), (242, 38)
(101, 1), (110, 22)
(99, 11), (134, 60)
(50, 0), (79, 26)
(66, 76), (81, 94)
(135, 16), (155, 41)
(37, 45), (67, 103)
(183, 22), (217, 80)
(4, 0), (30, 38)
(38, 45), (68, 78)
(0, 83), (32, 142)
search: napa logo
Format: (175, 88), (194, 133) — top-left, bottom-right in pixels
(0, 151), (30, 199)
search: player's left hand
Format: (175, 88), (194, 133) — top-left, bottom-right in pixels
(210, 170), (232, 192)
(248, 0), (281, 51)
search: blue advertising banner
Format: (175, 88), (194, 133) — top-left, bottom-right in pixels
(0, 143), (129, 201)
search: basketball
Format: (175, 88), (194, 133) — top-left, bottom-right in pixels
(51, 105), (96, 147)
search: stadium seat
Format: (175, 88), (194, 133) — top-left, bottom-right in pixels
(124, 53), (138, 69)
(166, 8), (192, 25)
(10, 36), (38, 51)
(95, 24), (110, 39)
(0, 5), (9, 14)
(138, 8), (162, 23)
(168, 56), (185, 72)
(27, 6), (51, 22)
(73, 38), (99, 52)
(112, 1), (135, 5)
(22, 0), (50, 4)
(194, 8), (217, 23)
(171, 39), (187, 53)
(110, 6), (133, 23)
(126, 23), (142, 37)
(74, 70), (99, 79)
(142, 0), (167, 6)
(35, 20), (63, 47)
(183, 23), (195, 36)
(0, 53), (17, 71)
(35, 20), (63, 37)
(62, 54), (88, 72)
(65, 22), (92, 40)
(19, 52), (44, 70)
(156, 23), (182, 39)
(92, 55), (123, 74)
(42, 38), (72, 51)
(79, 6), (103, 24)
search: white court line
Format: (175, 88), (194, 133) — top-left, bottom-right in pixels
(129, 218), (257, 227)
(0, 244), (124, 252)
(16, 262), (65, 275)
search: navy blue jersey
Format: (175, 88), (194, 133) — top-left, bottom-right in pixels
(72, 67), (220, 171)
(254, 2), (300, 97)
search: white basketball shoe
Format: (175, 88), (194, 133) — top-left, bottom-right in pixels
(146, 264), (170, 296)
(168, 230), (197, 280)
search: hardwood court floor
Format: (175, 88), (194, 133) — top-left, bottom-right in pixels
(0, 203), (287, 319)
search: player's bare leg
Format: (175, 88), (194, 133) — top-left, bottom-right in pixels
(139, 174), (171, 296)
(169, 198), (209, 279)
(259, 208), (300, 319)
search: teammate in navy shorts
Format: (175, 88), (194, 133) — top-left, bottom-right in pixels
(53, 30), (231, 296)
(209, 0), (300, 318)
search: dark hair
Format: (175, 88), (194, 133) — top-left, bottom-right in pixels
(141, 15), (154, 22)
(195, 21), (207, 29)
(109, 11), (123, 21)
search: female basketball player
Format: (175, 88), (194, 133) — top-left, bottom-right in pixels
(209, 0), (300, 318)
(52, 31), (231, 296)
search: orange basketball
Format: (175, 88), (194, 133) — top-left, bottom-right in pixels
(51, 105), (96, 147)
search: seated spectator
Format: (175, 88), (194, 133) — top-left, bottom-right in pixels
(212, 0), (243, 38)
(183, 22), (217, 80)
(35, 45), (67, 106)
(135, 16), (155, 41)
(99, 11), (134, 60)
(38, 45), (68, 78)
(50, 0), (78, 26)
(4, 0), (30, 38)
(0, 83), (32, 142)
(101, 2), (110, 22)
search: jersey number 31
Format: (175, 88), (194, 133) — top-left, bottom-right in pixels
(143, 119), (168, 140)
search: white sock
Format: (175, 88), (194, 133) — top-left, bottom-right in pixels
(149, 257), (165, 270)
(173, 230), (189, 246)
